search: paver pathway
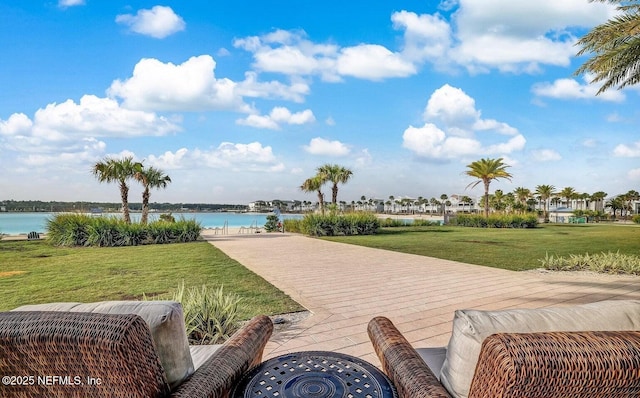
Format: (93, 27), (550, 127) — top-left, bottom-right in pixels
(204, 232), (640, 366)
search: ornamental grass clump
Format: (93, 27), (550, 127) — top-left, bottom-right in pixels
(300, 212), (380, 236)
(539, 251), (640, 275)
(451, 214), (538, 228)
(46, 213), (201, 246)
(172, 282), (243, 345)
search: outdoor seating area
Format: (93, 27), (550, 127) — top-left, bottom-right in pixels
(2, 298), (640, 397)
(368, 300), (640, 398)
(0, 301), (273, 397)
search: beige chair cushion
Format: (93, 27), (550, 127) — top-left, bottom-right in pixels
(189, 344), (222, 370)
(13, 301), (194, 390)
(439, 300), (640, 398)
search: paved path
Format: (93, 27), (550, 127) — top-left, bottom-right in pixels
(204, 232), (640, 366)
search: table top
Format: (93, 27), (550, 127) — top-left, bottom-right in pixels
(232, 350), (397, 398)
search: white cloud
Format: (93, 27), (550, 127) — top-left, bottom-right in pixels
(613, 141), (640, 157)
(237, 107), (315, 130)
(303, 137), (350, 156)
(147, 142), (284, 172)
(0, 113), (32, 136)
(389, 1), (617, 75)
(532, 76), (625, 102)
(236, 72), (310, 103)
(115, 6), (185, 39)
(235, 29), (416, 82)
(58, 0), (85, 8)
(531, 148), (562, 162)
(109, 56), (248, 112)
(109, 56), (308, 112)
(629, 168), (640, 181)
(402, 84), (525, 160)
(391, 11), (452, 66)
(336, 44), (416, 80)
(0, 95), (180, 167)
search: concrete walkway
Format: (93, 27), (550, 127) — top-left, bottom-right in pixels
(203, 232), (640, 366)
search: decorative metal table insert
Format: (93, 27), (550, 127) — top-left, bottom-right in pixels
(232, 351), (397, 397)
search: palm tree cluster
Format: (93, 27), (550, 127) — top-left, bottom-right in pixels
(300, 164), (353, 214)
(92, 156), (171, 224)
(575, 0), (640, 94)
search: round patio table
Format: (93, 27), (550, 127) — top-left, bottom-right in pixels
(232, 351), (397, 398)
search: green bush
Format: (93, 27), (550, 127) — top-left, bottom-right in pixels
(299, 212), (380, 236)
(379, 218), (441, 227)
(633, 215), (640, 224)
(147, 282), (242, 345)
(46, 214), (202, 247)
(539, 251), (640, 275)
(282, 218), (302, 233)
(264, 214), (281, 232)
(450, 214), (538, 228)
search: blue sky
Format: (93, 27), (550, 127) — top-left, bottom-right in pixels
(1, 0), (639, 205)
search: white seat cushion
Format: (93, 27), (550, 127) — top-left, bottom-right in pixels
(13, 301), (195, 390)
(189, 344), (222, 370)
(416, 347), (446, 379)
(439, 300), (640, 398)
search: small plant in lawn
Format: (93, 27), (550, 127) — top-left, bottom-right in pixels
(172, 282), (243, 345)
(539, 251), (640, 275)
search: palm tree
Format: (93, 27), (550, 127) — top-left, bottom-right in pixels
(575, 0), (640, 94)
(92, 156), (142, 224)
(317, 164), (353, 205)
(513, 187), (531, 214)
(300, 176), (325, 214)
(135, 166), (171, 225)
(559, 187), (577, 209)
(535, 184), (556, 222)
(624, 190), (640, 218)
(606, 196), (625, 219)
(590, 191), (608, 212)
(440, 194), (448, 216)
(465, 158), (513, 217)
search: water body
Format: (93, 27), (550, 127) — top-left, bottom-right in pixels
(0, 212), (298, 235)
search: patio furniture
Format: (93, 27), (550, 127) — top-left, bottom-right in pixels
(368, 300), (640, 398)
(231, 351), (397, 398)
(1, 301), (273, 397)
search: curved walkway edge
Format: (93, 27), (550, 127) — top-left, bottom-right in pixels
(204, 232), (640, 366)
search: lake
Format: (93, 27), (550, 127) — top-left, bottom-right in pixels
(0, 212), (299, 235)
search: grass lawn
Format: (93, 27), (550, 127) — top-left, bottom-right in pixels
(322, 223), (640, 271)
(0, 240), (304, 316)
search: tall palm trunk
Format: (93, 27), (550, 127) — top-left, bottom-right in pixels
(119, 181), (131, 224)
(141, 188), (150, 225)
(332, 184), (339, 205)
(317, 190), (325, 214)
(483, 180), (490, 217)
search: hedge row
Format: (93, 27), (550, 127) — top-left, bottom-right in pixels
(450, 214), (538, 228)
(47, 213), (202, 247)
(283, 213), (380, 236)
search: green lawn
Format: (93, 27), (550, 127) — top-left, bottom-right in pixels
(0, 240), (304, 316)
(322, 223), (640, 271)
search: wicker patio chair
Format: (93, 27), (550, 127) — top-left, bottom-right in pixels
(368, 316), (640, 398)
(0, 311), (273, 398)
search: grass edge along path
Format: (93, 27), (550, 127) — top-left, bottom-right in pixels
(0, 240), (304, 317)
(322, 223), (640, 271)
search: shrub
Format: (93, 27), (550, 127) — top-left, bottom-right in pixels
(46, 214), (202, 247)
(172, 282), (243, 345)
(450, 214), (538, 228)
(379, 218), (441, 227)
(144, 282), (243, 345)
(282, 218), (302, 233)
(264, 214), (280, 232)
(633, 215), (640, 224)
(539, 251), (640, 275)
(300, 212), (380, 236)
